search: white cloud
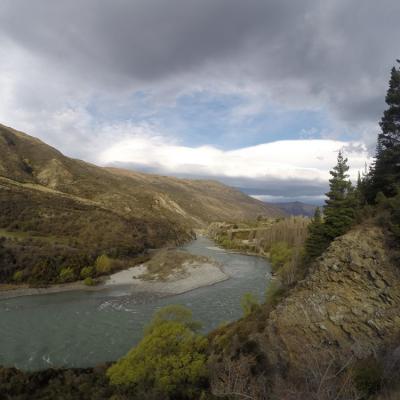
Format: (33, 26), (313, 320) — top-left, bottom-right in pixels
(99, 134), (371, 184)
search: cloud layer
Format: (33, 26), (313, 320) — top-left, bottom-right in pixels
(100, 134), (370, 203)
(0, 0), (397, 202)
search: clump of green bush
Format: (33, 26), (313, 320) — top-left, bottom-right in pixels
(375, 190), (400, 242)
(58, 267), (75, 283)
(80, 266), (95, 279)
(241, 292), (260, 317)
(12, 270), (23, 283)
(107, 305), (208, 399)
(95, 254), (113, 274)
(83, 277), (96, 286)
(269, 242), (293, 272)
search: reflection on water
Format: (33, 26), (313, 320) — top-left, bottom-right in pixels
(0, 236), (271, 371)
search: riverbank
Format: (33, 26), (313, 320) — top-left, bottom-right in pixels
(104, 260), (228, 295)
(0, 250), (229, 300)
(0, 281), (97, 300)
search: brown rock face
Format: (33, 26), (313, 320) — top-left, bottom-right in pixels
(264, 226), (400, 368)
(210, 226), (400, 397)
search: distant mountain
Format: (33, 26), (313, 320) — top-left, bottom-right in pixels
(0, 123), (283, 283)
(272, 201), (317, 217)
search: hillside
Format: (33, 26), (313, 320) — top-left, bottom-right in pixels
(209, 225), (400, 398)
(0, 124), (283, 283)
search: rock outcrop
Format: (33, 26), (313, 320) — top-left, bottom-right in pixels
(264, 226), (400, 366)
(210, 225), (400, 396)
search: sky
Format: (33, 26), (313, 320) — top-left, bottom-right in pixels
(0, 0), (399, 204)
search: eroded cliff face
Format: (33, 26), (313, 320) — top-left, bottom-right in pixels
(265, 226), (400, 365)
(210, 225), (400, 397)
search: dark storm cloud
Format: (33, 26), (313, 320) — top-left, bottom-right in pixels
(0, 0), (308, 83)
(1, 0), (399, 128)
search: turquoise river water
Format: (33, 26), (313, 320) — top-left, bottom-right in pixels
(0, 236), (271, 371)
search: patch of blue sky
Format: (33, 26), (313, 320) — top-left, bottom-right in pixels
(85, 89), (334, 149)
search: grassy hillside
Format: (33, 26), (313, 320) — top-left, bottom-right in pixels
(0, 124), (283, 283)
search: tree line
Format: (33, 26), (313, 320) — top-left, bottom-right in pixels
(305, 61), (400, 262)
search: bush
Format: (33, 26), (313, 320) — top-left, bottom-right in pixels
(279, 262), (297, 286)
(83, 277), (96, 286)
(58, 267), (75, 283)
(374, 190), (400, 245)
(80, 266), (94, 279)
(95, 254), (113, 274)
(12, 270), (23, 283)
(107, 306), (208, 399)
(221, 239), (233, 249)
(279, 246), (304, 286)
(269, 242), (292, 272)
(241, 292), (259, 317)
(376, 191), (388, 208)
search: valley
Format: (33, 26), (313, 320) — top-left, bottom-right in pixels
(0, 124), (283, 287)
(1, 122), (400, 400)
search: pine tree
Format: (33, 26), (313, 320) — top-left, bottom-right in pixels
(355, 169), (368, 207)
(356, 171), (363, 204)
(323, 151), (356, 240)
(370, 62), (400, 199)
(304, 207), (328, 260)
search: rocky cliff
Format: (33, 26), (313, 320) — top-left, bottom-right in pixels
(266, 226), (400, 364)
(209, 225), (400, 398)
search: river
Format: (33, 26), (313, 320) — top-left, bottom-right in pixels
(0, 236), (271, 371)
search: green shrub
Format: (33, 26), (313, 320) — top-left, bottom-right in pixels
(58, 267), (75, 283)
(241, 292), (259, 317)
(83, 277), (96, 286)
(374, 190), (400, 244)
(12, 270), (23, 283)
(80, 266), (94, 279)
(107, 306), (207, 398)
(95, 254), (113, 274)
(376, 191), (388, 207)
(269, 242), (293, 272)
(221, 238), (233, 249)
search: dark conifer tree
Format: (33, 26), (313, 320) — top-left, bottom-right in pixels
(323, 151), (356, 240)
(355, 169), (369, 207)
(369, 62), (400, 199)
(304, 207), (327, 260)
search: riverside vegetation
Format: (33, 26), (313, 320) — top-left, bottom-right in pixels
(1, 62), (400, 399)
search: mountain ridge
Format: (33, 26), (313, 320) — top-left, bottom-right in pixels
(0, 123), (283, 283)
